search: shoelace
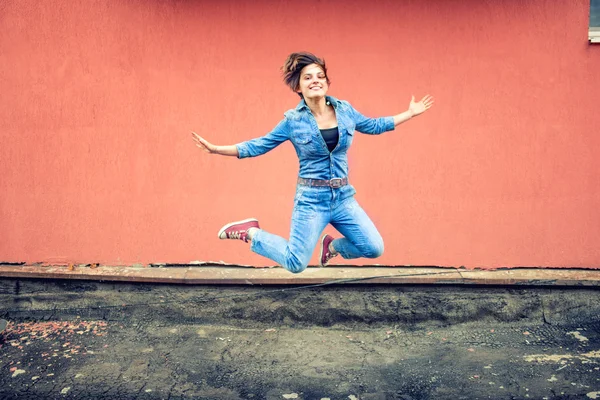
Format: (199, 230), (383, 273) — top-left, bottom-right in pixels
(326, 252), (337, 261)
(323, 250), (338, 264)
(227, 231), (247, 242)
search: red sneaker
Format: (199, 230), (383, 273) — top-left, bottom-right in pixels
(217, 218), (259, 243)
(319, 234), (338, 267)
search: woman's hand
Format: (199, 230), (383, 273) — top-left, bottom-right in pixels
(408, 94), (434, 117)
(191, 131), (217, 154)
(190, 132), (240, 157)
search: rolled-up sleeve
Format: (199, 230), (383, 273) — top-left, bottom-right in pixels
(236, 119), (289, 159)
(345, 101), (395, 135)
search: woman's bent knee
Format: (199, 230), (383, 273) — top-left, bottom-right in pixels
(284, 253), (308, 273)
(288, 265), (307, 273)
(363, 240), (384, 259)
(286, 261), (307, 274)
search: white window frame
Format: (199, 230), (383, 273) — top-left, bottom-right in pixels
(591, 0), (600, 43)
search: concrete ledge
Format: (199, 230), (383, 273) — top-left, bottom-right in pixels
(0, 264), (599, 286)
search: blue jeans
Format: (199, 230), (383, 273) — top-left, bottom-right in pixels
(250, 185), (384, 273)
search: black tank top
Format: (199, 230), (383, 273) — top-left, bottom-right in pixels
(320, 127), (339, 152)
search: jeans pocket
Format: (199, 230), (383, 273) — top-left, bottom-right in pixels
(293, 185), (306, 204)
(343, 195), (358, 214)
(292, 195), (318, 222)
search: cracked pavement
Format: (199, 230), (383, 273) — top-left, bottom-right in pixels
(1, 279), (599, 399)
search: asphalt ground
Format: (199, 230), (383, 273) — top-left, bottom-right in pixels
(1, 278), (600, 399)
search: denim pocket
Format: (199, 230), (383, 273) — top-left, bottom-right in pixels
(293, 185), (307, 204)
(343, 127), (355, 150)
(296, 135), (312, 144)
(294, 134), (317, 157)
(292, 187), (318, 222)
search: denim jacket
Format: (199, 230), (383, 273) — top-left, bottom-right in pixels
(236, 96), (395, 193)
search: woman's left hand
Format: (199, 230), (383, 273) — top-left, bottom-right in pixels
(408, 95), (434, 117)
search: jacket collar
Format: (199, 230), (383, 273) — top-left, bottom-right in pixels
(295, 95), (341, 111)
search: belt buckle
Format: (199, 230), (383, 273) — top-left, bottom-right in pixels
(329, 178), (343, 188)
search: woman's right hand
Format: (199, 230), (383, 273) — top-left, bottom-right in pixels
(191, 131), (217, 154)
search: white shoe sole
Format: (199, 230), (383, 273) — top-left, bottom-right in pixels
(319, 234), (328, 267)
(217, 218), (259, 239)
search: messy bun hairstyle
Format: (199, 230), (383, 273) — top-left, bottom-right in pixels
(282, 52), (330, 97)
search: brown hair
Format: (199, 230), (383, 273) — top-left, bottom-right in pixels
(282, 52), (330, 97)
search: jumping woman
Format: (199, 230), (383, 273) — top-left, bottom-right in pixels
(191, 52), (433, 273)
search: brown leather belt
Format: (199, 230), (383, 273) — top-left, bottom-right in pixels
(297, 177), (348, 188)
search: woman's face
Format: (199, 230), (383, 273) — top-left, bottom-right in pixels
(298, 63), (328, 100)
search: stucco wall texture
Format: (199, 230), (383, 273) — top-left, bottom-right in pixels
(1, 0), (599, 268)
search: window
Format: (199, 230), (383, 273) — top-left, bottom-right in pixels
(591, 0), (600, 43)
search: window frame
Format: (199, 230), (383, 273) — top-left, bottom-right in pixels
(591, 0), (600, 43)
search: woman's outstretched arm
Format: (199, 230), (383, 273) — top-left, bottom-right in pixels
(191, 132), (239, 157)
(348, 94), (434, 134)
(191, 119), (290, 159)
(393, 95), (434, 126)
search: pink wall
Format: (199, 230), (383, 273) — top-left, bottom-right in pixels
(1, 0), (599, 268)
